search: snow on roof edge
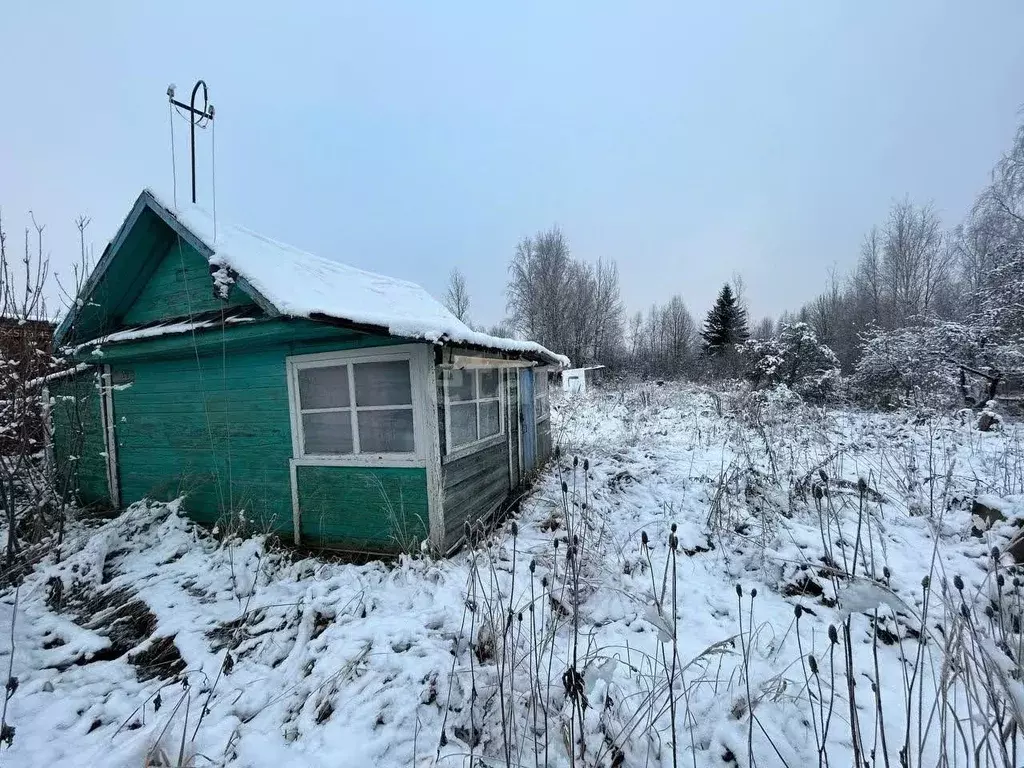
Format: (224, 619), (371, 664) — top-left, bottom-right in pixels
(144, 189), (569, 367)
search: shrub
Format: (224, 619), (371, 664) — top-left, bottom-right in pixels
(850, 321), (1024, 409)
(742, 322), (841, 403)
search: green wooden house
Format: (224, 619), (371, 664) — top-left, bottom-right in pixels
(50, 189), (566, 554)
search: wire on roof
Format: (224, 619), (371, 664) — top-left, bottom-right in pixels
(212, 113), (218, 242)
(173, 231), (231, 522)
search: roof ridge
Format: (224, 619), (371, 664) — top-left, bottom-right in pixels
(146, 188), (426, 293)
(132, 187), (568, 366)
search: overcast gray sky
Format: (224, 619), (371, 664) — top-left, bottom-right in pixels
(2, 2), (1023, 327)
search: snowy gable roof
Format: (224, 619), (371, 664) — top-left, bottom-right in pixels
(62, 189), (568, 367)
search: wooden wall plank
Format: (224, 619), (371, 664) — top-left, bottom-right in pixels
(508, 371), (520, 488)
(296, 465), (428, 551)
(441, 438), (510, 545)
(49, 369), (110, 507)
(537, 419), (552, 466)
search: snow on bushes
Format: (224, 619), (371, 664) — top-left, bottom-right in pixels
(851, 320), (1024, 409)
(741, 321), (840, 402)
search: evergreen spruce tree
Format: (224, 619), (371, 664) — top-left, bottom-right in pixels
(701, 283), (749, 354)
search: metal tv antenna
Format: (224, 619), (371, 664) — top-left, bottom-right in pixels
(167, 80), (215, 205)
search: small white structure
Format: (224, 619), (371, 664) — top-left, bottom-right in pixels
(561, 365), (606, 394)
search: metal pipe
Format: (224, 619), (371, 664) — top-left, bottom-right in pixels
(189, 81), (208, 204)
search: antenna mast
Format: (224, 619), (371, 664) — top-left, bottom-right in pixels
(166, 80), (215, 205)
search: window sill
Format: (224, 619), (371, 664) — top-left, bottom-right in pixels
(443, 433), (506, 464)
(291, 455), (426, 468)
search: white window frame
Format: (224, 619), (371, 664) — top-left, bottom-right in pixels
(442, 367), (506, 461)
(535, 367), (550, 423)
(286, 345), (429, 468)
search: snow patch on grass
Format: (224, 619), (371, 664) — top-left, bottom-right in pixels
(2, 382), (1024, 766)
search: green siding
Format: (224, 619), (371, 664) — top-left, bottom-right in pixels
(100, 328), (426, 550)
(111, 350), (293, 530)
(296, 465), (428, 551)
(50, 369), (110, 507)
(122, 239), (252, 325)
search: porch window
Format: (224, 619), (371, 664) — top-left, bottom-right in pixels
(293, 357), (415, 457)
(535, 368), (550, 423)
(443, 368), (504, 454)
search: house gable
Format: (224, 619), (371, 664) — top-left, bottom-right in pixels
(121, 237), (253, 326)
(55, 192), (272, 347)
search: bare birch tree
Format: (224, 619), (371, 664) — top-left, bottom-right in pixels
(506, 227), (623, 365)
(627, 310), (644, 360)
(629, 296), (696, 377)
(880, 199), (948, 323)
(969, 120), (1024, 334)
(855, 226), (884, 325)
(591, 258), (624, 362)
(751, 316), (775, 340)
(443, 268), (471, 324)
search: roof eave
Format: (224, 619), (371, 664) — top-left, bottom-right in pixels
(305, 312), (565, 366)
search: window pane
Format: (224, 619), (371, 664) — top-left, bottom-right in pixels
(450, 402), (478, 447)
(480, 400), (501, 438)
(445, 369), (475, 402)
(478, 369), (499, 398)
(354, 360), (412, 407)
(357, 409), (415, 453)
(302, 411), (353, 454)
(298, 365), (350, 409)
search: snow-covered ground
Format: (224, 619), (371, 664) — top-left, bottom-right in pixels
(3, 383), (1024, 767)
